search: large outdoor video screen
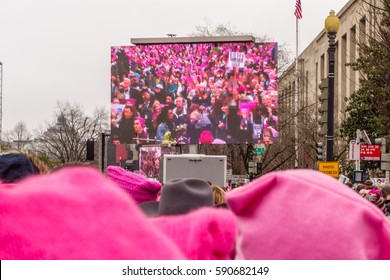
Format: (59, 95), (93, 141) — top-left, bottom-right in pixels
(110, 41), (278, 145)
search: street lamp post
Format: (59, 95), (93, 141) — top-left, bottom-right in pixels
(325, 10), (340, 161)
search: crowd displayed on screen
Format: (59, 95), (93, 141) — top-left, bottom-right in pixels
(110, 42), (278, 145)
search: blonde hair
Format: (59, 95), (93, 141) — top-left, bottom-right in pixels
(212, 185), (226, 205)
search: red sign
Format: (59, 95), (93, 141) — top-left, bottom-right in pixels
(360, 144), (381, 161)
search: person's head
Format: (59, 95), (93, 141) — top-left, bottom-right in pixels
(133, 117), (145, 134)
(221, 104), (229, 115)
(240, 108), (250, 120)
(165, 95), (173, 105)
(142, 89), (151, 102)
(152, 100), (161, 113)
(364, 180), (374, 190)
(354, 184), (365, 194)
(0, 151), (48, 183)
(381, 185), (390, 201)
(199, 130), (214, 144)
(225, 169), (390, 259)
(261, 94), (272, 107)
(158, 106), (174, 124)
(210, 95), (216, 106)
(382, 185), (390, 214)
(175, 96), (184, 109)
(212, 185), (226, 205)
(139, 178), (214, 217)
(189, 110), (200, 124)
(155, 83), (163, 93)
(112, 135), (120, 145)
(263, 128), (274, 144)
(125, 98), (135, 107)
(123, 78), (131, 89)
(122, 105), (136, 120)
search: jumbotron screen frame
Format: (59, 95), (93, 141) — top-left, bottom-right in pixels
(110, 41), (278, 145)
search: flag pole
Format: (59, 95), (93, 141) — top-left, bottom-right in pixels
(294, 16), (299, 168)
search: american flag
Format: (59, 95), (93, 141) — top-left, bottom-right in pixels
(294, 0), (302, 19)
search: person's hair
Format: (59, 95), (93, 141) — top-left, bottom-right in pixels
(354, 184), (365, 193)
(7, 150), (49, 174)
(212, 185), (226, 205)
(120, 105), (137, 120)
(134, 116), (145, 127)
(381, 185), (390, 199)
(364, 180), (373, 187)
(156, 106), (174, 131)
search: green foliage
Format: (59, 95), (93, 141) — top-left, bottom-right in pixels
(0, 142), (11, 152)
(341, 1), (390, 142)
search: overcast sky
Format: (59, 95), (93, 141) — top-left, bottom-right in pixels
(0, 0), (348, 133)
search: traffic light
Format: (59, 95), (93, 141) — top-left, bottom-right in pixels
(316, 142), (325, 161)
(86, 139), (95, 161)
(317, 78), (328, 137)
(375, 137), (390, 171)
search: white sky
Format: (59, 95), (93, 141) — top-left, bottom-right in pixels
(0, 0), (348, 133)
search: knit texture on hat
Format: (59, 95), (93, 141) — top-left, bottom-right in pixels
(0, 153), (38, 183)
(0, 167), (185, 260)
(226, 169), (390, 260)
(107, 166), (162, 204)
(152, 207), (237, 260)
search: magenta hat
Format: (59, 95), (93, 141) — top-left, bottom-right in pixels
(107, 166), (162, 204)
(0, 167), (185, 259)
(198, 130), (213, 144)
(226, 169), (390, 260)
(153, 207), (237, 260)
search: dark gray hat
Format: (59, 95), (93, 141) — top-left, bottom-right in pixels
(0, 153), (38, 183)
(139, 178), (214, 216)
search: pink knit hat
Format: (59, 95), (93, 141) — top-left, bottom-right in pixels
(107, 166), (162, 204)
(198, 130), (214, 144)
(226, 169), (390, 260)
(0, 167), (185, 259)
(152, 207), (237, 260)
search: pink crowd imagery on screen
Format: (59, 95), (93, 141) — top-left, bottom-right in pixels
(110, 42), (278, 146)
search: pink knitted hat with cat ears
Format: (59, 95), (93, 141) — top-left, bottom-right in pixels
(0, 167), (185, 259)
(226, 169), (390, 260)
(107, 166), (162, 204)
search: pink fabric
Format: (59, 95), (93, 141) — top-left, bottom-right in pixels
(0, 167), (185, 260)
(198, 130), (213, 144)
(153, 207), (237, 260)
(226, 169), (390, 260)
(107, 166), (162, 204)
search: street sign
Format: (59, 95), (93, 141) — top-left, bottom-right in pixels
(348, 140), (359, 160)
(339, 174), (350, 184)
(254, 147), (265, 154)
(318, 161), (339, 178)
(353, 170), (364, 183)
(254, 144), (266, 155)
(360, 144), (381, 161)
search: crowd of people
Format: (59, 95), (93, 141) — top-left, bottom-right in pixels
(1, 151), (390, 260)
(110, 42), (278, 147)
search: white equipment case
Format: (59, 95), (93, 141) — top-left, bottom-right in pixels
(159, 154), (227, 187)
